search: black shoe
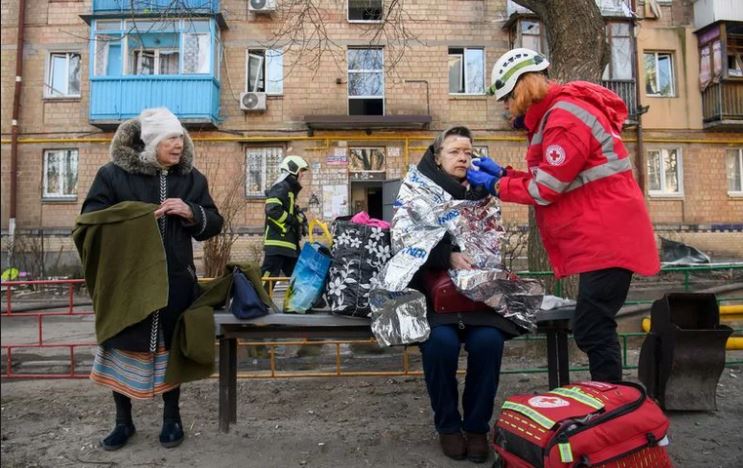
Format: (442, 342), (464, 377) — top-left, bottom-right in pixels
(100, 423), (136, 451)
(439, 432), (467, 461)
(159, 420), (184, 448)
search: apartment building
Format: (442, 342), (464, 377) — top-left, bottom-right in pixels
(1, 0), (741, 273)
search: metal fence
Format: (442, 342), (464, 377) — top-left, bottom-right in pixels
(2, 265), (742, 379)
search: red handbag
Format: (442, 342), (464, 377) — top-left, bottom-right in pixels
(422, 269), (491, 313)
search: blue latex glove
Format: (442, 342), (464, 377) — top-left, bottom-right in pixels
(466, 168), (499, 195)
(472, 157), (505, 177)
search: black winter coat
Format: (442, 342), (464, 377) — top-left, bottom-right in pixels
(82, 118), (223, 351)
(263, 174), (305, 258)
(410, 145), (521, 338)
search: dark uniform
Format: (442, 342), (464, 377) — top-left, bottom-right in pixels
(261, 174), (306, 279)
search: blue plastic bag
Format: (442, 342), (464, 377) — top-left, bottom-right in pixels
(230, 267), (269, 319)
(284, 242), (332, 313)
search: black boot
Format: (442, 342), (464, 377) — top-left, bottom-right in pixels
(101, 392), (136, 451)
(160, 387), (184, 448)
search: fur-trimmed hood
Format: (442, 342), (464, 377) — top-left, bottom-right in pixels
(109, 118), (194, 176)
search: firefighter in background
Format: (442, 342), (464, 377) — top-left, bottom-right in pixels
(261, 155), (310, 285)
(467, 48), (660, 383)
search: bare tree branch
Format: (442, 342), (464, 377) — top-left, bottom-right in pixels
(261, 0), (422, 76)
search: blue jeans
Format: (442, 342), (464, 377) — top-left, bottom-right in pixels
(419, 325), (505, 434)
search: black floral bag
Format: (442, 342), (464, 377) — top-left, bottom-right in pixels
(325, 220), (391, 318)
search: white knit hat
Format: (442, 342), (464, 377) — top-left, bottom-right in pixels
(138, 107), (184, 164)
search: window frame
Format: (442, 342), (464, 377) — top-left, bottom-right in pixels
(603, 21), (633, 81)
(727, 148), (743, 196)
(647, 148), (684, 198)
(245, 146), (284, 198)
(245, 48), (284, 95)
(347, 47), (385, 116)
(92, 18), (215, 78)
(347, 0), (384, 23)
(448, 47), (486, 96)
(45, 51), (82, 99)
(42, 148), (79, 200)
(725, 23), (743, 78)
(644, 51), (676, 97)
(132, 48), (180, 75)
(510, 18), (549, 57)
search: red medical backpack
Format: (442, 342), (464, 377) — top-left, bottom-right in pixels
(492, 381), (672, 467)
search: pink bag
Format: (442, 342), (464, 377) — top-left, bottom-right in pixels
(350, 211), (390, 229)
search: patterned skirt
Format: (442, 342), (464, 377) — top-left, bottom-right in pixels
(90, 346), (178, 400)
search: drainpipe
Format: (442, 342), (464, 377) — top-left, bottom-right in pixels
(631, 0), (646, 193)
(8, 0), (26, 264)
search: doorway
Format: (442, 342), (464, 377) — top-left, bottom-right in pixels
(350, 182), (383, 219)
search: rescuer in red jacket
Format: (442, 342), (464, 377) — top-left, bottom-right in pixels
(467, 48), (660, 382)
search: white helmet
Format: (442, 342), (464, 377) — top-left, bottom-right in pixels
(488, 48), (549, 101)
(279, 155), (309, 175)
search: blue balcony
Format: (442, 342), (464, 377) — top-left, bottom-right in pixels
(88, 17), (222, 128)
(92, 0), (220, 14)
(90, 76), (221, 128)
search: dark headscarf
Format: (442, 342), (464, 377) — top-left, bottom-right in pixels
(417, 144), (490, 201)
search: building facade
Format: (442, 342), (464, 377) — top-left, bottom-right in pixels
(1, 0), (742, 275)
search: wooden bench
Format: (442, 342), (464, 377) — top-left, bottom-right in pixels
(214, 307), (575, 433)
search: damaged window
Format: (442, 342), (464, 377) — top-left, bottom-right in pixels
(348, 0), (383, 22)
(648, 148), (683, 196)
(247, 49), (283, 94)
(644, 51), (675, 97)
(46, 52), (81, 98)
(727, 148), (743, 194)
(246, 147), (284, 197)
(448, 47), (485, 95)
(43, 149), (78, 199)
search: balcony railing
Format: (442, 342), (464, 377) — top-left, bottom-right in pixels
(92, 0), (219, 14)
(89, 75), (221, 127)
(601, 79), (637, 120)
(702, 80), (743, 129)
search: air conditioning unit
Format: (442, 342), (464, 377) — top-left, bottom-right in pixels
(248, 0), (277, 13)
(240, 92), (267, 111)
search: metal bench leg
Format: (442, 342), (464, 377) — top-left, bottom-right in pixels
(546, 330), (559, 390)
(556, 329), (570, 387)
(219, 337), (237, 432)
(228, 338), (237, 424)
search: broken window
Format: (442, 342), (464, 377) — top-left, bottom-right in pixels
(348, 0), (383, 22)
(448, 47), (485, 94)
(46, 52), (81, 97)
(247, 49), (283, 94)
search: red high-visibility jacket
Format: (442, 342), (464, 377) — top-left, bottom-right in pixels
(499, 82), (660, 278)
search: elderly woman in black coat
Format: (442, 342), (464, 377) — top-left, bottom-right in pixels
(82, 107), (223, 450)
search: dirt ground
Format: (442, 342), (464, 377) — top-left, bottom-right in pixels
(2, 279), (742, 467)
(2, 365), (742, 468)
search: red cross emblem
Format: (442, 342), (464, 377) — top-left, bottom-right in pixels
(528, 395), (569, 408)
(545, 144), (566, 166)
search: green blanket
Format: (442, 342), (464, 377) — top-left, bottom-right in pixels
(73, 201), (167, 345)
(73, 201), (272, 385)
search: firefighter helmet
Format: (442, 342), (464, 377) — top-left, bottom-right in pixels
(279, 155), (309, 175)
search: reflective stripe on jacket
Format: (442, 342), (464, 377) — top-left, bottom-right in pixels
(499, 82), (660, 278)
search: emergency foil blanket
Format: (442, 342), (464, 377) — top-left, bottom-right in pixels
(369, 167), (543, 345)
